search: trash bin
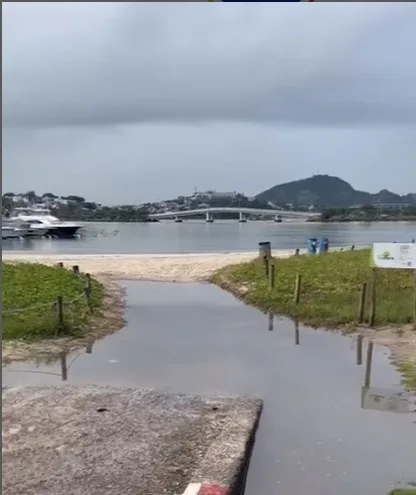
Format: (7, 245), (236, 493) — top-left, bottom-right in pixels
(306, 238), (318, 255)
(258, 241), (272, 260)
(318, 238), (329, 254)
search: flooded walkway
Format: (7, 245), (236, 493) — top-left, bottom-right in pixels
(3, 281), (416, 495)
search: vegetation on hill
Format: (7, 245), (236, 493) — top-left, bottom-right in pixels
(320, 205), (416, 223)
(2, 263), (104, 340)
(3, 182), (416, 222)
(256, 174), (416, 208)
(2, 190), (272, 222)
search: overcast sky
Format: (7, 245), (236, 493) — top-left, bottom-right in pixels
(3, 2), (416, 204)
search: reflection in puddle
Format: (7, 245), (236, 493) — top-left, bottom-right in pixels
(266, 313), (300, 346)
(4, 313), (416, 415)
(5, 343), (95, 382)
(355, 337), (416, 414)
(361, 386), (416, 414)
(267, 312), (273, 332)
(294, 319), (300, 346)
(4, 316), (416, 416)
(2, 281), (416, 495)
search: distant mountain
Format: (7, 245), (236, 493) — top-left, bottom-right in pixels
(256, 175), (415, 208)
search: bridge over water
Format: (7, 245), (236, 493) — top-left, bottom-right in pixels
(149, 207), (318, 222)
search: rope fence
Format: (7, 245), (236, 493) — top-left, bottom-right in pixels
(2, 264), (95, 340)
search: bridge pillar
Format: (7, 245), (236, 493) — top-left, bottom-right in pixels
(205, 211), (214, 223)
(274, 215), (282, 223)
(239, 211), (247, 223)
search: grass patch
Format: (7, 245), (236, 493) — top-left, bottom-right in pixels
(396, 362), (416, 392)
(2, 262), (104, 340)
(212, 249), (416, 328)
(387, 490), (416, 495)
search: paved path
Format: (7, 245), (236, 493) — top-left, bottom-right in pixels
(2, 386), (262, 495)
(4, 280), (414, 495)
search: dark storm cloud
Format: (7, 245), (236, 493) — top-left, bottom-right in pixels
(3, 2), (416, 128)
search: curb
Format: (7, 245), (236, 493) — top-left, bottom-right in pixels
(182, 483), (230, 494)
(181, 400), (262, 495)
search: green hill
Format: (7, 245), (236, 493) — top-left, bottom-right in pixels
(256, 175), (412, 208)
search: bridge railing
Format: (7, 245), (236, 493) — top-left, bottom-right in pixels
(149, 207), (316, 218)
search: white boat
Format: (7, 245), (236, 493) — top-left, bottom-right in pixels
(2, 225), (29, 240)
(9, 207), (84, 238)
(2, 218), (49, 238)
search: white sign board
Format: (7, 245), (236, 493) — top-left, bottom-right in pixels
(372, 242), (416, 269)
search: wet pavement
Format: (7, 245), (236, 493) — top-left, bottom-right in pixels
(3, 281), (416, 495)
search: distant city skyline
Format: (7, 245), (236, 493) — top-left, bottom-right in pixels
(3, 3), (416, 203)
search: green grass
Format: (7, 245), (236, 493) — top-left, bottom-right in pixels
(2, 262), (104, 340)
(212, 249), (416, 328)
(387, 490), (416, 495)
(396, 362), (416, 392)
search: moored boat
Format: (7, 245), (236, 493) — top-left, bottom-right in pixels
(9, 207), (84, 238)
(3, 218), (49, 238)
(2, 225), (29, 239)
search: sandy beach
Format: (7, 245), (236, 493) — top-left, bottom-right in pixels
(2, 249), (296, 282)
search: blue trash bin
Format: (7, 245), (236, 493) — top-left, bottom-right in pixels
(306, 238), (318, 255)
(319, 238), (329, 254)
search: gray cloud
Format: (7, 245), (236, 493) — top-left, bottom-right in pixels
(3, 3), (416, 128)
(2, 3), (416, 202)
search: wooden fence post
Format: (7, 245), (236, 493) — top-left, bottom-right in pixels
(264, 257), (269, 278)
(56, 296), (64, 334)
(72, 265), (80, 275)
(357, 282), (367, 323)
(84, 288), (92, 313)
(364, 341), (374, 388)
(268, 262), (275, 289)
(356, 334), (363, 365)
(84, 273), (93, 312)
(295, 248), (300, 256)
(368, 268), (377, 327)
(294, 274), (302, 305)
(57, 262), (64, 268)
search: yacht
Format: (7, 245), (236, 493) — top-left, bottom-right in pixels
(2, 218), (49, 238)
(2, 225), (29, 240)
(9, 207), (84, 238)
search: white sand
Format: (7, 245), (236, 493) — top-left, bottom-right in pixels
(2, 244), (366, 282)
(2, 250), (297, 282)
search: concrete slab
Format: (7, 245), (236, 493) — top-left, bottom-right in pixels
(2, 386), (262, 495)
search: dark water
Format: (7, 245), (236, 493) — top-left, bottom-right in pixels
(3, 281), (415, 495)
(2, 220), (416, 254)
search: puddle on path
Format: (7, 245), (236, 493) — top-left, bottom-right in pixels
(3, 281), (416, 495)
